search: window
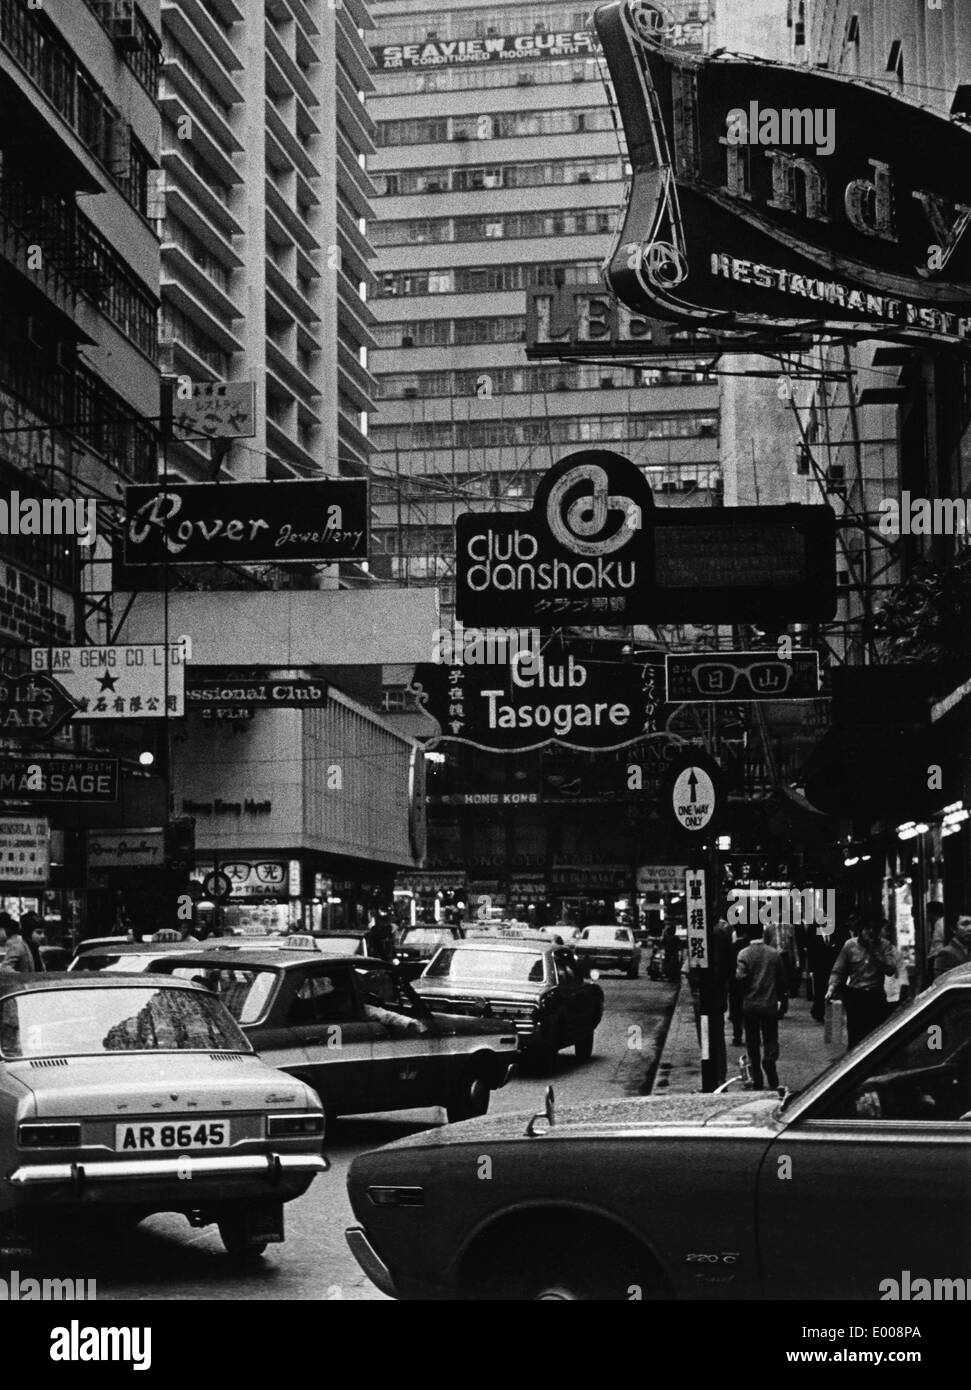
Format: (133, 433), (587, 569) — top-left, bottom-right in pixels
(290, 970), (357, 1026)
(814, 994), (971, 1123)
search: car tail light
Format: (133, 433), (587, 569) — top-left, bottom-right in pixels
(367, 1186), (424, 1208)
(18, 1122), (81, 1148)
(266, 1112), (325, 1139)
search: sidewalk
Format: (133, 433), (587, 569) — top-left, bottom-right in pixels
(652, 976), (844, 1094)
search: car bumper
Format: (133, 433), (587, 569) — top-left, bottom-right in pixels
(7, 1151), (328, 1198)
(346, 1225), (398, 1299)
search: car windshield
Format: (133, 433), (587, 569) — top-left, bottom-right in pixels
(0, 987), (249, 1059)
(71, 953), (160, 972)
(425, 948), (546, 983)
(315, 937), (363, 956)
(581, 927), (629, 943)
(401, 929), (452, 948)
(167, 966), (278, 1024)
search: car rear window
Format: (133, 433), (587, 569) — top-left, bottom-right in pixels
(166, 967), (278, 1024)
(425, 948), (546, 983)
(400, 929), (452, 948)
(314, 937), (364, 956)
(0, 986), (250, 1058)
(581, 927), (630, 944)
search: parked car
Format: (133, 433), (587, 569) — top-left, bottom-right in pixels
(0, 974), (327, 1260)
(572, 925), (642, 978)
(414, 939), (604, 1062)
(393, 925), (466, 981)
(146, 949), (520, 1123)
(345, 965), (971, 1301)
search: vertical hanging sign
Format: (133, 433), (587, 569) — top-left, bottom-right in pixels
(684, 867), (709, 968)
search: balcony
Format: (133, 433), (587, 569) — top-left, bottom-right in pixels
(161, 61), (243, 157)
(338, 339), (378, 415)
(334, 6), (372, 92)
(163, 183), (243, 265)
(265, 20), (317, 111)
(336, 66), (376, 156)
(338, 408), (372, 470)
(266, 338), (321, 409)
(265, 178), (319, 257)
(266, 99), (318, 183)
(160, 276), (244, 355)
(162, 0), (243, 77)
(267, 417), (321, 476)
(336, 274), (376, 351)
(161, 145), (244, 236)
(266, 257), (318, 331)
(161, 241), (243, 324)
(0, 208), (79, 326)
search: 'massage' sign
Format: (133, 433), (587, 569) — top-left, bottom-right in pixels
(123, 480), (369, 566)
(409, 652), (663, 752)
(595, 1), (971, 345)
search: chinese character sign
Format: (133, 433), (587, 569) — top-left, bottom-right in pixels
(30, 645), (186, 719)
(684, 867), (708, 968)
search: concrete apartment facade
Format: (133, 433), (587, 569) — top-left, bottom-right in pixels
(366, 0), (720, 628)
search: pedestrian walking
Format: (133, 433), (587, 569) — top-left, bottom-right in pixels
(661, 921), (681, 982)
(728, 922), (751, 1046)
(0, 917), (34, 973)
(925, 900), (947, 972)
(826, 917), (896, 1049)
(19, 912), (45, 972)
(735, 925), (789, 1090)
(807, 919), (842, 1022)
(932, 914), (971, 979)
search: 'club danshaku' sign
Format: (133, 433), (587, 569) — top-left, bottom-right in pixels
(123, 480), (368, 566)
(456, 450), (836, 626)
(456, 451), (653, 627)
(594, 1), (971, 346)
(409, 651), (663, 753)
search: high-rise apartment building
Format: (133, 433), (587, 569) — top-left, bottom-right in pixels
(157, 0), (378, 487)
(366, 0), (719, 626)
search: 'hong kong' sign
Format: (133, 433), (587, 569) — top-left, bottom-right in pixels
(456, 451), (653, 627)
(595, 1), (971, 346)
(123, 480), (369, 566)
(409, 651), (664, 753)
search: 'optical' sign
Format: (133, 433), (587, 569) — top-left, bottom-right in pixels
(595, 1), (971, 345)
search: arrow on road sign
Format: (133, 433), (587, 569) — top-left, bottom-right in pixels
(687, 769), (698, 803)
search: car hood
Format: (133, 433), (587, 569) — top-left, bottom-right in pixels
(359, 1092), (783, 1153)
(7, 1052), (317, 1118)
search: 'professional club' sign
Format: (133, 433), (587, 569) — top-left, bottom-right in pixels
(595, 1), (971, 345)
(123, 480), (369, 566)
(456, 451), (653, 627)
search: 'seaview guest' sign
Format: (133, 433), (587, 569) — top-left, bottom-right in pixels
(123, 480), (369, 566)
(595, 1), (971, 345)
(371, 31), (599, 70)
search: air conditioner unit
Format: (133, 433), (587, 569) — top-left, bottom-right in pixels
(401, 334), (415, 348)
(577, 172), (592, 183)
(517, 72), (535, 86)
(403, 386), (419, 398)
(96, 0), (142, 52)
(426, 181), (443, 193)
(600, 378), (614, 388)
(453, 131), (470, 141)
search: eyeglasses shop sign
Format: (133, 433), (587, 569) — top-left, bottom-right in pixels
(123, 480), (369, 566)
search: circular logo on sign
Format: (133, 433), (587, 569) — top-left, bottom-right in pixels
(201, 870), (233, 902)
(671, 765), (717, 833)
(630, 1), (673, 42)
(640, 240), (689, 289)
(545, 462), (641, 558)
